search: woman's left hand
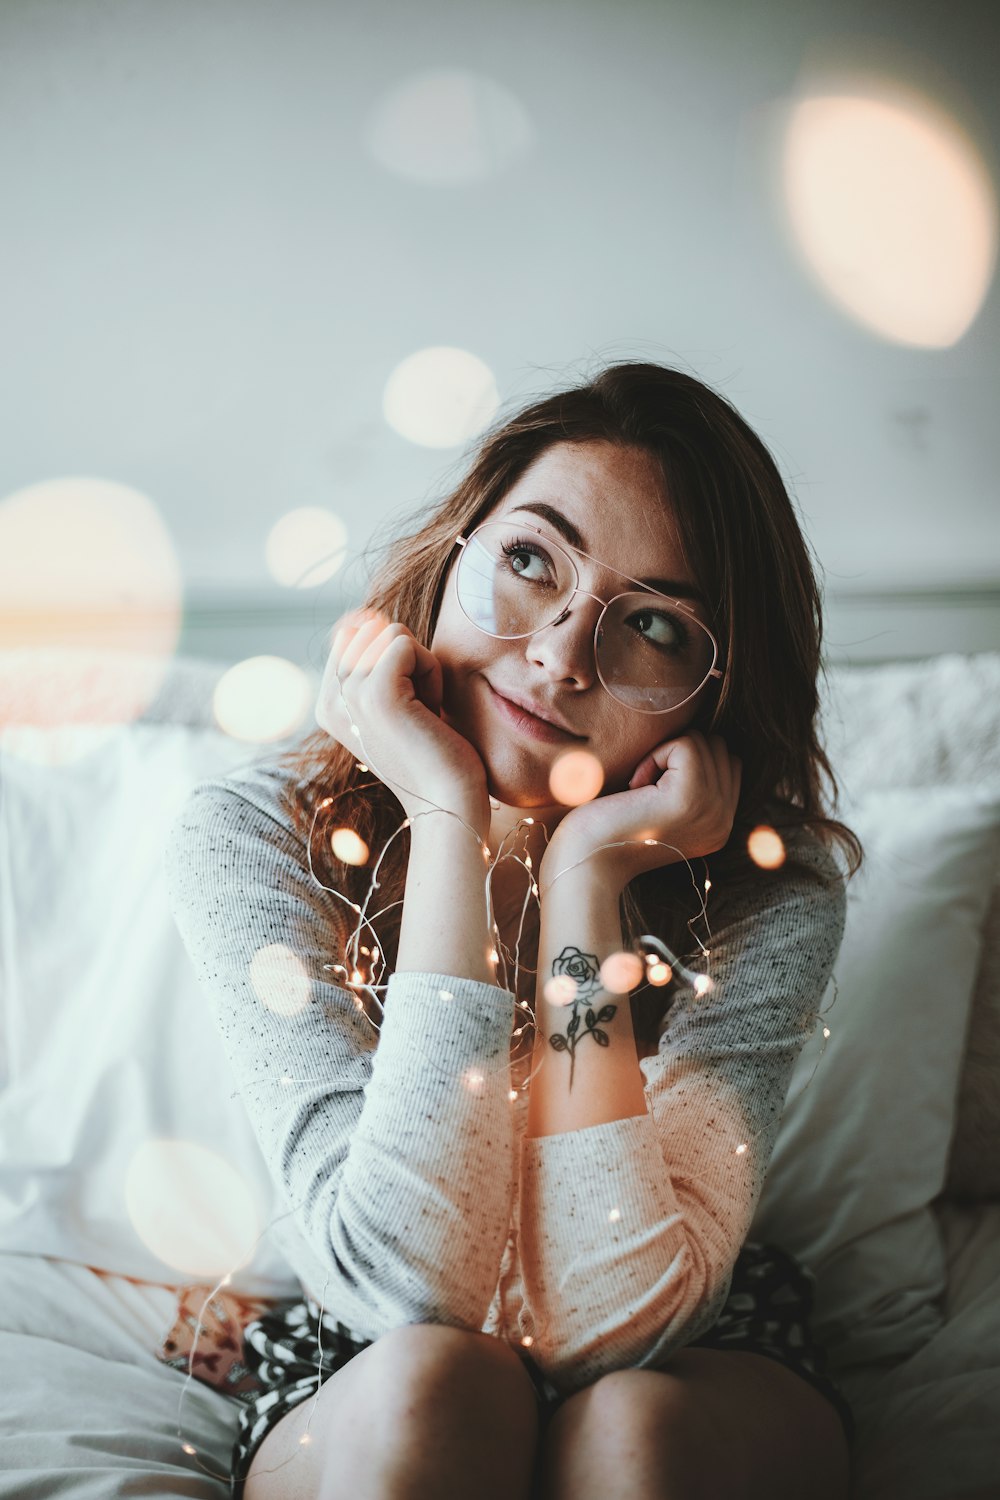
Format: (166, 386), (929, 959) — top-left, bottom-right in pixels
(539, 731), (742, 894)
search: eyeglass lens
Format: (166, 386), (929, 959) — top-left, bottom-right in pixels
(457, 521), (716, 712)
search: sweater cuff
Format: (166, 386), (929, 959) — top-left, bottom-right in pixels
(375, 970), (515, 1073)
(520, 1112), (682, 1231)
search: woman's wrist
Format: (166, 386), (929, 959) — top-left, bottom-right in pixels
(398, 811), (497, 986)
(537, 833), (630, 901)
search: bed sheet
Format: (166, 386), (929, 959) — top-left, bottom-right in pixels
(2, 1211), (998, 1500)
(841, 1201), (1000, 1499)
(0, 1252), (236, 1498)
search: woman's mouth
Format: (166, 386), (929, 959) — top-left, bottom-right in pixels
(487, 683), (581, 742)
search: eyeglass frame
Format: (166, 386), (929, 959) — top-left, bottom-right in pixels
(452, 518), (724, 716)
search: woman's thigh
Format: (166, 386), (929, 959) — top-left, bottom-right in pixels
(245, 1323), (539, 1500)
(533, 1348), (851, 1500)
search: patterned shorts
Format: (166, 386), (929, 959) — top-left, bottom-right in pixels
(228, 1240), (855, 1497)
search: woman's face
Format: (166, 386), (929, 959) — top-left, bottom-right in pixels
(430, 440), (717, 829)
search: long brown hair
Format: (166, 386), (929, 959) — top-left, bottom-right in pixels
(273, 361), (861, 1040)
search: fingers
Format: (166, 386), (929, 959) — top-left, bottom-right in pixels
(328, 611), (445, 720)
(331, 609), (391, 680)
(648, 730), (741, 811)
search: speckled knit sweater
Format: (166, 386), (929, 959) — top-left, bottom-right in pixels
(163, 757), (846, 1395)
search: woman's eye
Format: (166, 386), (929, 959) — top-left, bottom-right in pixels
(630, 608), (690, 651)
(501, 538), (553, 582)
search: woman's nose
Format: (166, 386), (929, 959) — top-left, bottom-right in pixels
(525, 597), (601, 685)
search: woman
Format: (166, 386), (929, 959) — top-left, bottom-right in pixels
(166, 361), (861, 1499)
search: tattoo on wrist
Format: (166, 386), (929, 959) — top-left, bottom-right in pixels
(546, 945), (617, 1089)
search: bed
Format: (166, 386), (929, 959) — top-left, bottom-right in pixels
(1, 646), (998, 1498)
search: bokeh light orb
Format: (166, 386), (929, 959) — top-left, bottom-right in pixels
(266, 508), (349, 589)
(599, 951), (644, 993)
(748, 824), (786, 869)
(125, 1139), (259, 1278)
(544, 974), (578, 1006)
(383, 347), (500, 449)
(0, 477), (181, 734)
(249, 943), (312, 1016)
(549, 748), (605, 807)
(330, 827), (370, 866)
(364, 69), (534, 186)
(213, 656), (313, 742)
(783, 85), (998, 347)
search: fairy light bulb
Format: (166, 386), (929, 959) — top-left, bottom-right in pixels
(693, 974), (713, 996)
(647, 961), (672, 986)
(735, 1142), (748, 1155)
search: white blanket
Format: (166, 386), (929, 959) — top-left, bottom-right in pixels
(2, 1203), (997, 1498)
(0, 1253), (235, 1498)
(842, 1200), (1000, 1499)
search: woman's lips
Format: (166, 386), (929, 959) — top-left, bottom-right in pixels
(487, 683), (580, 742)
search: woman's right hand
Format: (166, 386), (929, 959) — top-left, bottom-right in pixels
(316, 608), (491, 837)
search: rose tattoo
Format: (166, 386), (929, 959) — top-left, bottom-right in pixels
(546, 945), (618, 1089)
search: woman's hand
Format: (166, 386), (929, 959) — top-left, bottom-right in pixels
(538, 731), (742, 894)
(315, 608), (491, 836)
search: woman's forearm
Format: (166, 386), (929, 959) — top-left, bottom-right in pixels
(525, 866), (648, 1138)
(395, 811), (498, 985)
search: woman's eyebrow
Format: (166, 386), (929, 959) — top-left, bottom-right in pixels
(510, 501), (706, 605)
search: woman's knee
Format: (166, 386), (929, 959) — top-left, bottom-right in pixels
(247, 1326), (539, 1500)
(366, 1323), (539, 1428)
(552, 1365), (702, 1449)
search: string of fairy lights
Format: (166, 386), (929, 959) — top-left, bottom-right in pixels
(169, 703), (836, 1485)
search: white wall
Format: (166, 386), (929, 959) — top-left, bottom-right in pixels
(1, 0), (997, 669)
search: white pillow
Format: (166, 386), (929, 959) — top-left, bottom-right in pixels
(749, 786), (1000, 1376)
(0, 721), (305, 1297)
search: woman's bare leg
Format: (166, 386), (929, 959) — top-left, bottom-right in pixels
(532, 1349), (850, 1500)
(245, 1323), (539, 1500)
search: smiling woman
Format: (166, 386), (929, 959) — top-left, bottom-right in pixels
(164, 361), (861, 1500)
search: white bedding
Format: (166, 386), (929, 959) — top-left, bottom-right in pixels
(0, 1253), (235, 1498)
(843, 1200), (1000, 1500)
(2, 1205), (997, 1499)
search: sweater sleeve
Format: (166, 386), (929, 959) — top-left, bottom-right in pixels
(516, 831), (846, 1392)
(162, 773), (517, 1342)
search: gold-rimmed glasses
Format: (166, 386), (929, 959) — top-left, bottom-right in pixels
(453, 519), (722, 715)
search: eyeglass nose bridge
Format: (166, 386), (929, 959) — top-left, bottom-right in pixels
(547, 582), (609, 632)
